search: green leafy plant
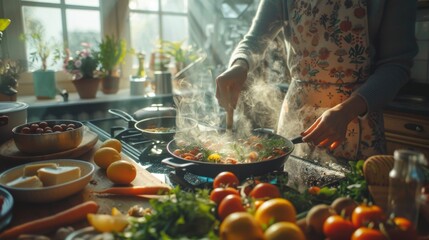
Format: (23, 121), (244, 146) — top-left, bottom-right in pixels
(97, 35), (127, 76)
(160, 39), (200, 67)
(20, 22), (62, 71)
(63, 43), (100, 80)
(0, 59), (22, 96)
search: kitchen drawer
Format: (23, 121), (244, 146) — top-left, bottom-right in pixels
(384, 112), (429, 139)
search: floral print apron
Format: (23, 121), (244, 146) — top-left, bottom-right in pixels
(277, 0), (386, 162)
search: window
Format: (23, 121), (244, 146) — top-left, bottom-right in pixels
(129, 0), (189, 66)
(21, 0), (101, 71)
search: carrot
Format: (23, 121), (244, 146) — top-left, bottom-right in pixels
(0, 201), (99, 240)
(92, 186), (171, 196)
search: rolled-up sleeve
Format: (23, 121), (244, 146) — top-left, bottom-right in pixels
(229, 0), (284, 71)
(355, 0), (419, 114)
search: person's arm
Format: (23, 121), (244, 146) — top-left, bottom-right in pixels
(228, 0), (285, 71)
(355, 0), (418, 114)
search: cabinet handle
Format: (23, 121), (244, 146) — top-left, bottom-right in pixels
(404, 123), (424, 132)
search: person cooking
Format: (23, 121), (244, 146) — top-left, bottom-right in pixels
(215, 0), (418, 162)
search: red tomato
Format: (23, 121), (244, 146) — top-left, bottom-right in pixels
(351, 204), (386, 228)
(249, 183), (281, 200)
(387, 217), (418, 240)
(218, 194), (245, 220)
(323, 215), (356, 240)
(308, 186), (321, 195)
(213, 171), (240, 189)
(351, 227), (388, 240)
(209, 187), (240, 205)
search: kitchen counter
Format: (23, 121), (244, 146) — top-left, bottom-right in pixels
(3, 140), (169, 237)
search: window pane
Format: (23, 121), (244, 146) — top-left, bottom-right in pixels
(66, 9), (101, 52)
(162, 15), (188, 42)
(65, 0), (99, 7)
(130, 12), (159, 63)
(22, 0), (60, 3)
(161, 0), (187, 13)
(129, 0), (159, 11)
(22, 6), (63, 71)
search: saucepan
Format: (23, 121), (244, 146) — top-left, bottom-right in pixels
(0, 102), (29, 144)
(108, 109), (198, 142)
(162, 128), (303, 179)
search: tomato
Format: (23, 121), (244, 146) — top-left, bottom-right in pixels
(254, 198), (296, 226)
(264, 222), (306, 240)
(213, 171), (240, 189)
(351, 227), (388, 240)
(219, 212), (264, 240)
(308, 186), (321, 195)
(387, 217), (418, 240)
(218, 194), (245, 220)
(249, 183), (281, 200)
(210, 187), (240, 205)
(323, 215), (356, 240)
(351, 204), (386, 228)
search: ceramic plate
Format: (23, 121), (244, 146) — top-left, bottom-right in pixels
(0, 159), (94, 203)
(65, 226), (114, 240)
(0, 186), (13, 231)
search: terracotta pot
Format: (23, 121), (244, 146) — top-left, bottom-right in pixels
(101, 75), (120, 94)
(72, 77), (100, 99)
(0, 93), (17, 102)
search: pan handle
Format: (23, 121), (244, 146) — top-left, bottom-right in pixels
(108, 109), (137, 123)
(162, 157), (196, 168)
(291, 136), (304, 144)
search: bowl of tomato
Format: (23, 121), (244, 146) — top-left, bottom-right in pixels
(12, 120), (84, 154)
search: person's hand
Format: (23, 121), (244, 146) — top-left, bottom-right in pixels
(215, 60), (248, 110)
(301, 95), (368, 150)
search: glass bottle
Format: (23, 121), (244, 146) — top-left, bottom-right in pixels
(136, 52), (146, 78)
(387, 149), (425, 226)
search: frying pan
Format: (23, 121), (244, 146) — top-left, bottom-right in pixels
(108, 109), (198, 142)
(162, 128), (303, 179)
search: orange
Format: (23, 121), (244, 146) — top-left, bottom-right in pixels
(219, 212), (264, 240)
(100, 138), (122, 153)
(264, 222), (306, 240)
(254, 198), (296, 226)
(106, 160), (137, 185)
(93, 147), (122, 169)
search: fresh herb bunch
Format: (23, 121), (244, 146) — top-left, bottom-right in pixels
(118, 188), (219, 240)
(63, 43), (100, 80)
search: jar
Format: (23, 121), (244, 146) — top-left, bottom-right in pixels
(387, 149), (426, 225)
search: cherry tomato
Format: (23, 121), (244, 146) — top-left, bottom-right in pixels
(209, 187), (239, 205)
(351, 203), (386, 228)
(213, 171), (240, 189)
(249, 183), (281, 200)
(351, 227), (388, 240)
(308, 186), (321, 195)
(387, 217), (418, 240)
(323, 215), (356, 240)
(218, 194), (245, 220)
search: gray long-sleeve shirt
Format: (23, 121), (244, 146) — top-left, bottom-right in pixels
(230, 0), (419, 113)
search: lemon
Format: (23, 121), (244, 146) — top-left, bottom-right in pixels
(87, 213), (129, 233)
(93, 147), (122, 169)
(106, 160), (137, 184)
(100, 138), (122, 153)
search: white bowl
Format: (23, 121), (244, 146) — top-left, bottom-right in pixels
(0, 102), (28, 144)
(0, 159), (94, 203)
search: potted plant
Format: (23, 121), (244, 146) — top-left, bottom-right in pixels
(63, 43), (101, 99)
(20, 23), (62, 99)
(161, 40), (200, 74)
(0, 59), (22, 101)
(97, 35), (127, 94)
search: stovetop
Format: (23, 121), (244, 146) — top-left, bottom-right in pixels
(84, 117), (346, 191)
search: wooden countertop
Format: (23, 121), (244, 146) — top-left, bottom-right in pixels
(4, 140), (169, 235)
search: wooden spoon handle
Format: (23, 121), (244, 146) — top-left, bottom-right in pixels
(226, 108), (233, 130)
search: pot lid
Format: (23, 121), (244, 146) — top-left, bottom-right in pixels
(0, 102), (29, 114)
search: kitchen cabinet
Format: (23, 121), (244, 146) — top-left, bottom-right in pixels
(383, 110), (429, 158)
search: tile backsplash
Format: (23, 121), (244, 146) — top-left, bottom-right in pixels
(412, 8), (429, 84)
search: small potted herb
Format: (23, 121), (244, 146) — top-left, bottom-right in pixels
(161, 40), (200, 74)
(20, 22), (62, 99)
(63, 43), (101, 99)
(0, 59), (22, 101)
(97, 35), (127, 94)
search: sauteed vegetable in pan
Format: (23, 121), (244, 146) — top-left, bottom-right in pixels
(171, 133), (291, 164)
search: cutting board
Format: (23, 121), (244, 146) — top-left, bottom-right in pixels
(0, 129), (98, 164)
